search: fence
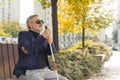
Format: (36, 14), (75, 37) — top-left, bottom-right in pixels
(59, 33), (82, 49)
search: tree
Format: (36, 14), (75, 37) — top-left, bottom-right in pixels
(51, 0), (59, 51)
(36, 0), (59, 51)
(112, 29), (118, 44)
(0, 21), (22, 38)
(58, 0), (115, 48)
(0, 30), (10, 37)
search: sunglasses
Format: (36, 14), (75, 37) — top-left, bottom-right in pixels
(35, 20), (44, 24)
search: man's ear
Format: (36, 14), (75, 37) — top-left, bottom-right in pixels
(21, 46), (29, 55)
(29, 23), (33, 29)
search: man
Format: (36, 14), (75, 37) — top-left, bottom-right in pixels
(13, 14), (68, 80)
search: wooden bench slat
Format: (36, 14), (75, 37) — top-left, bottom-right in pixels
(8, 44), (16, 78)
(12, 44), (18, 64)
(2, 44), (11, 79)
(0, 43), (5, 80)
(7, 44), (12, 79)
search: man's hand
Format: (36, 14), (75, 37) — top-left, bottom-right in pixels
(47, 36), (53, 44)
(42, 28), (53, 44)
(42, 29), (50, 39)
(21, 46), (29, 55)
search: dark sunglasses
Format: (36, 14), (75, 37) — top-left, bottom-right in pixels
(35, 20), (44, 24)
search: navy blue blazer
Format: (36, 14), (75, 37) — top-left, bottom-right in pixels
(13, 30), (56, 78)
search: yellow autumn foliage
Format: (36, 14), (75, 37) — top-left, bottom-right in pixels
(0, 30), (10, 37)
(58, 0), (96, 34)
(58, 0), (115, 37)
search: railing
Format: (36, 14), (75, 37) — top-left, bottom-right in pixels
(59, 34), (82, 49)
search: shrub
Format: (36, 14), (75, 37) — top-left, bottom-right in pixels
(51, 41), (111, 80)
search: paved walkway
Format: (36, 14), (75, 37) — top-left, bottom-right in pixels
(87, 51), (120, 80)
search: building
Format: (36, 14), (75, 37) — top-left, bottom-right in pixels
(9, 0), (20, 22)
(0, 0), (20, 22)
(117, 0), (120, 50)
(34, 1), (52, 30)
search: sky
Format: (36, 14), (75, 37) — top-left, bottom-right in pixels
(20, 0), (34, 24)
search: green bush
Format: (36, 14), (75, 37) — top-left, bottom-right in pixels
(67, 40), (112, 61)
(52, 41), (111, 80)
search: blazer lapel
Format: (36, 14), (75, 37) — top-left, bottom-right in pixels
(28, 30), (36, 42)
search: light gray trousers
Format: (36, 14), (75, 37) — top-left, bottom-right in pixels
(18, 68), (68, 80)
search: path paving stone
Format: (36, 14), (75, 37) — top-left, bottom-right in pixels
(87, 51), (120, 80)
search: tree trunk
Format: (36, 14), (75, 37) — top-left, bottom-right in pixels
(82, 27), (85, 49)
(51, 0), (59, 51)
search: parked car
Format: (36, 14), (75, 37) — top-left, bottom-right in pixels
(112, 47), (118, 51)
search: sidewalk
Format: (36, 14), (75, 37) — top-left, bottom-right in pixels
(87, 51), (120, 80)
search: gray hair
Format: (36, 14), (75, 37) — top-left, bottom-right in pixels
(26, 14), (38, 29)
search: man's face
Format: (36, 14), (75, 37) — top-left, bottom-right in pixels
(30, 16), (43, 33)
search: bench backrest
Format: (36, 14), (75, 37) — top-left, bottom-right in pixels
(0, 43), (18, 80)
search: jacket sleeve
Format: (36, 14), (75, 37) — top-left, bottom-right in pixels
(44, 43), (57, 55)
(18, 31), (46, 55)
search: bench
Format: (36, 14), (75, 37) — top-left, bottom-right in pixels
(88, 47), (106, 62)
(0, 43), (18, 80)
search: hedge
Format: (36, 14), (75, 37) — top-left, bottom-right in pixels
(50, 41), (112, 80)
